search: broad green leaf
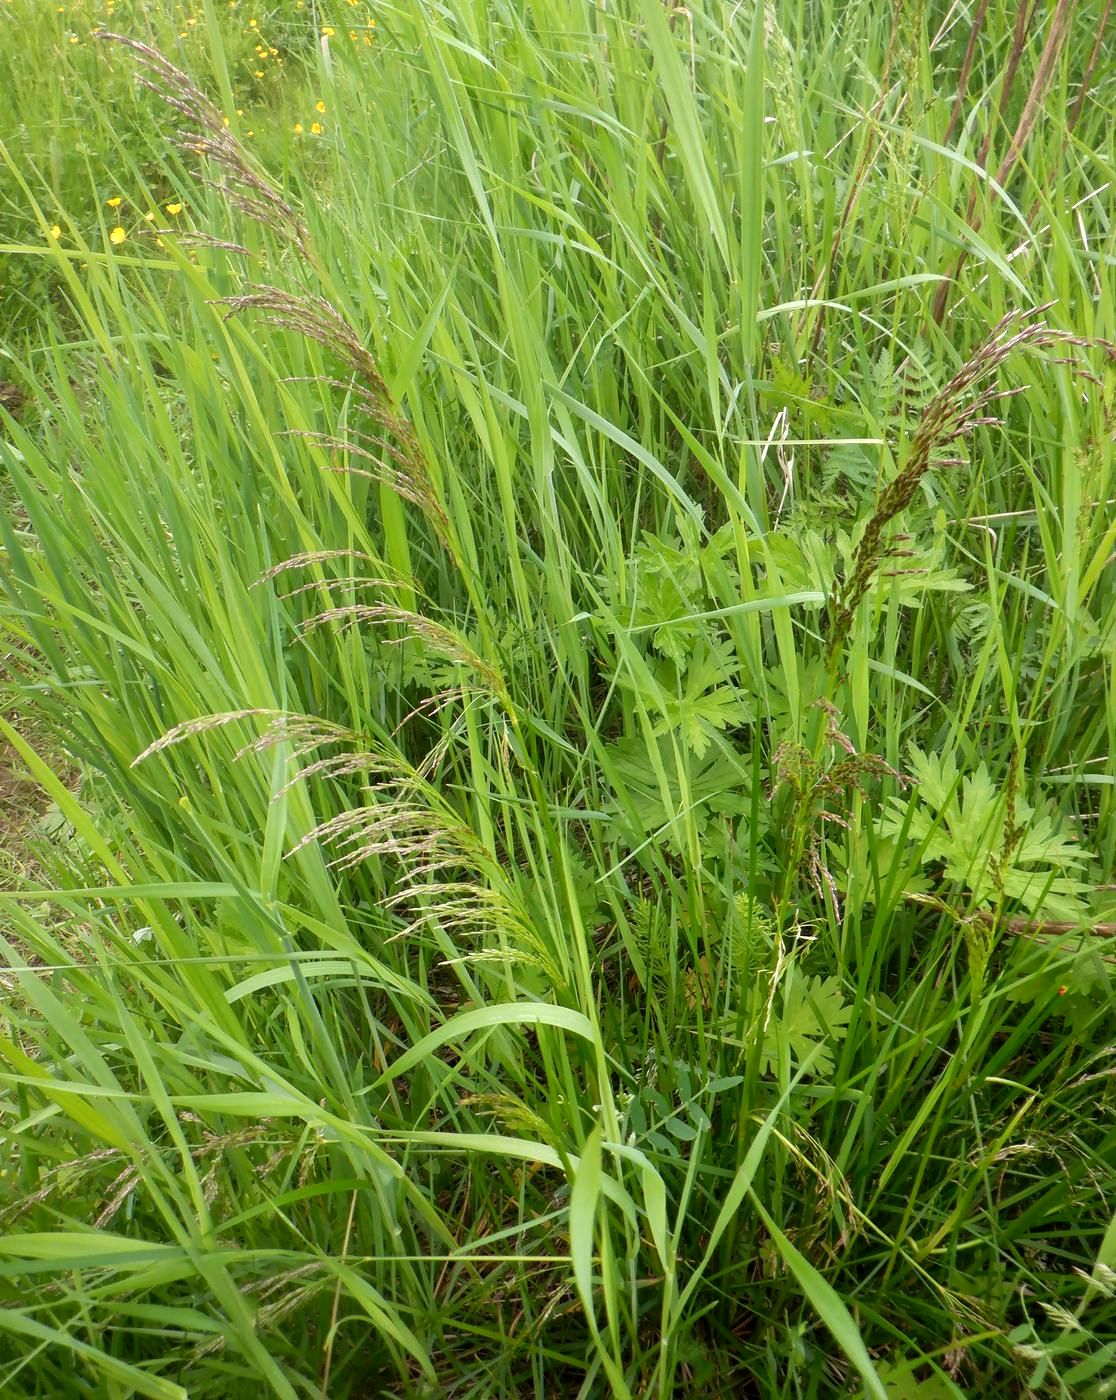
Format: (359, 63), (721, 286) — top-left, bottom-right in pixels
(569, 1123), (603, 1323)
(376, 1003), (596, 1086)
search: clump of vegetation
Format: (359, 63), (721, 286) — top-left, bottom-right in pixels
(1, 1), (1114, 1396)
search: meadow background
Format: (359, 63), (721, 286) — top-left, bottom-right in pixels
(1, 0), (1114, 1395)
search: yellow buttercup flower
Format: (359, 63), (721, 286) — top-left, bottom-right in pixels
(315, 100), (326, 113)
(293, 122), (303, 133)
(310, 121), (323, 134)
(49, 224), (62, 239)
(322, 25), (335, 36)
(107, 196), (122, 208)
(165, 202), (183, 215)
(109, 226), (127, 245)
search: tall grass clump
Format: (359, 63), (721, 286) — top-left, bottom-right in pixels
(1, 1), (1115, 1395)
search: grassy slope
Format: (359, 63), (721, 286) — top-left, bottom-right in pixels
(1, 0), (1114, 1395)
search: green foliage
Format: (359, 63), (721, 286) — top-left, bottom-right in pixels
(756, 521), (971, 611)
(1, 0), (1115, 1396)
(756, 974), (852, 1080)
(882, 746), (1095, 919)
(604, 523), (758, 756)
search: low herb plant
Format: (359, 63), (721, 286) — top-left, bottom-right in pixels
(0, 2), (1114, 1396)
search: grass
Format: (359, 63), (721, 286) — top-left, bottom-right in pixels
(1, 0), (1114, 1394)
